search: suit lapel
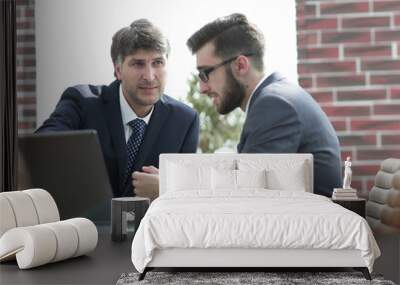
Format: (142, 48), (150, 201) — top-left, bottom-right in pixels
(102, 81), (127, 194)
(247, 72), (286, 111)
(133, 96), (170, 171)
(120, 96), (170, 197)
(237, 72), (286, 153)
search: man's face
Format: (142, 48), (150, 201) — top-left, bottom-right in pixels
(115, 49), (166, 110)
(196, 42), (245, 115)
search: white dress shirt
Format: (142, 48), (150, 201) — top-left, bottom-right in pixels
(119, 85), (154, 143)
(244, 73), (271, 116)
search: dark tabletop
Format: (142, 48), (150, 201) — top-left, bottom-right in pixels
(0, 226), (134, 285)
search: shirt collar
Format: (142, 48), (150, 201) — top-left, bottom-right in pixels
(244, 73), (271, 115)
(119, 84), (153, 125)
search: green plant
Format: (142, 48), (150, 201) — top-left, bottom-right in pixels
(185, 74), (244, 153)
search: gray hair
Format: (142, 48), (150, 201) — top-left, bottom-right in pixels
(111, 19), (170, 66)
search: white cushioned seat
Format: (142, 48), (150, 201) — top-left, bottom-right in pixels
(0, 189), (98, 269)
(0, 225), (57, 268)
(1, 191), (40, 227)
(42, 221), (79, 262)
(0, 189), (60, 236)
(0, 218), (97, 269)
(0, 196), (17, 237)
(65, 218), (98, 257)
(24, 188), (60, 223)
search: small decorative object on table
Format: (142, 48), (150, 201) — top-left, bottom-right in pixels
(111, 197), (150, 242)
(332, 157), (365, 218)
(343, 156), (353, 190)
(332, 156), (358, 200)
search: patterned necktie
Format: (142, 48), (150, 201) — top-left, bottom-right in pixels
(124, 118), (146, 186)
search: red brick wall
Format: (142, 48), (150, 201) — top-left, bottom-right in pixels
(16, 0), (36, 134)
(297, 0), (400, 196)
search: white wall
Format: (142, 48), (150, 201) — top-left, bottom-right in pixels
(36, 0), (297, 126)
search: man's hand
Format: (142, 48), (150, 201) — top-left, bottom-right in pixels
(132, 166), (159, 201)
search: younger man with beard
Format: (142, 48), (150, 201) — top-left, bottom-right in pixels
(187, 13), (341, 197)
(37, 19), (199, 200)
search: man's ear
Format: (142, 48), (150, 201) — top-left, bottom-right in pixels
(114, 64), (122, 80)
(233, 55), (251, 77)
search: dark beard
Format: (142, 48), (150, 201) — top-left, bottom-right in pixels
(218, 67), (246, 115)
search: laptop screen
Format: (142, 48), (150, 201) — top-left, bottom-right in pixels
(18, 130), (113, 224)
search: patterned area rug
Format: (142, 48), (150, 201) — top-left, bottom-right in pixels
(116, 271), (395, 285)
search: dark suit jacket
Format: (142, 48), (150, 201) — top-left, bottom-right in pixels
(238, 73), (342, 197)
(36, 80), (199, 197)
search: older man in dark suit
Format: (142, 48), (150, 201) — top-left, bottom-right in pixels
(37, 19), (199, 199)
(187, 14), (341, 197)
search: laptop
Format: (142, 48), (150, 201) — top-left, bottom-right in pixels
(18, 130), (113, 223)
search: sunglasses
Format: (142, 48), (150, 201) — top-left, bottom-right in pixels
(197, 52), (255, 83)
